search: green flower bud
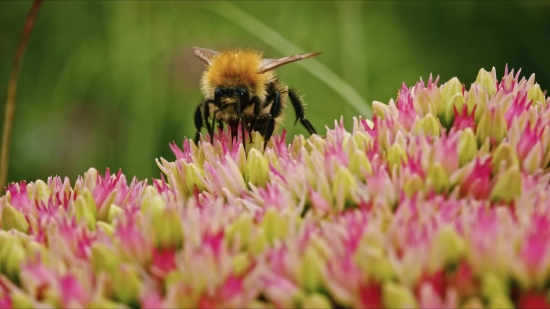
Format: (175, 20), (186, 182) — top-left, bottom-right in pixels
(387, 143), (408, 171)
(226, 213), (253, 250)
(0, 230), (9, 245)
(332, 167), (358, 206)
(232, 252), (250, 276)
(245, 148), (269, 187)
(164, 270), (184, 289)
(96, 221), (115, 239)
(353, 132), (374, 152)
(427, 163), (450, 194)
(403, 174), (424, 198)
(364, 247), (396, 282)
(481, 273), (508, 300)
(415, 114), (440, 137)
(443, 93), (465, 128)
(264, 151), (280, 172)
(306, 134), (327, 154)
(151, 207), (183, 250)
(528, 83), (546, 106)
(475, 68), (497, 97)
(293, 290), (307, 308)
(184, 163), (208, 193)
(0, 236), (25, 284)
(249, 229), (268, 255)
(82, 167), (98, 191)
(382, 282), (417, 309)
(349, 150), (373, 179)
(246, 131), (265, 153)
(488, 294), (514, 309)
(316, 174), (333, 207)
(429, 226), (465, 272)
(301, 293), (332, 309)
(11, 289), (36, 309)
(33, 180), (51, 204)
(107, 204), (124, 224)
(476, 105), (508, 144)
(74, 195), (96, 230)
(235, 144), (247, 175)
(439, 77), (463, 117)
(261, 208), (287, 245)
(466, 84), (487, 123)
(25, 241), (49, 265)
(2, 204), (29, 233)
(91, 242), (120, 274)
(80, 188), (98, 219)
(141, 189), (165, 215)
(112, 264), (142, 307)
(416, 88), (437, 116)
(491, 143), (519, 174)
(299, 247), (324, 292)
(308, 234), (331, 261)
(196, 143), (208, 168)
(290, 135), (307, 157)
(372, 101), (391, 120)
(491, 166), (522, 203)
(523, 141), (543, 174)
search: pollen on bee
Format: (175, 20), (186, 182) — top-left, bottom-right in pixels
(204, 49), (264, 87)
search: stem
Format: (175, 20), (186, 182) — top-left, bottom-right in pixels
(0, 0), (44, 191)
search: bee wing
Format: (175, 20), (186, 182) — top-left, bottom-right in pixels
(258, 51), (322, 73)
(192, 47), (220, 65)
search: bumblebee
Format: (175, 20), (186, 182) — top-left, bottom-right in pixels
(192, 47), (320, 145)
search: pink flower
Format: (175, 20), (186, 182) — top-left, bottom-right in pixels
(521, 214), (550, 273)
(516, 119), (545, 161)
(459, 157), (493, 199)
(116, 218), (151, 265)
(141, 291), (165, 309)
(59, 275), (90, 308)
(5, 181), (31, 214)
(432, 132), (459, 175)
(452, 104), (476, 131)
(518, 291), (550, 309)
(396, 83), (419, 131)
(358, 283), (383, 309)
(198, 275), (244, 309)
(150, 249), (177, 279)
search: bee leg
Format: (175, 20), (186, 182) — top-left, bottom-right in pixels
(232, 107), (248, 145)
(193, 103), (204, 144)
(211, 116), (217, 144)
(230, 122), (239, 142)
(264, 118), (276, 148)
(288, 89), (317, 135)
(263, 91), (283, 147)
(241, 118), (246, 145)
(248, 96), (261, 144)
(202, 102), (217, 144)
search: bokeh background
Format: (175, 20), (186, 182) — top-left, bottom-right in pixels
(1, 1), (549, 184)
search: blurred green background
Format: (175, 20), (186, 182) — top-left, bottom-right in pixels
(1, 1), (549, 184)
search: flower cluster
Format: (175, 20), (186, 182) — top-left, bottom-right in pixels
(1, 66), (549, 308)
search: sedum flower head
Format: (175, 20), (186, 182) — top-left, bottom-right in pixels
(0, 66), (549, 308)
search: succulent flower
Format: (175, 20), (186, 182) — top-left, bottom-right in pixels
(0, 66), (549, 308)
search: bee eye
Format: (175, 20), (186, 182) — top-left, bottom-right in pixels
(235, 86), (247, 98)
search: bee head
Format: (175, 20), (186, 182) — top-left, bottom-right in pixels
(214, 85), (250, 108)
